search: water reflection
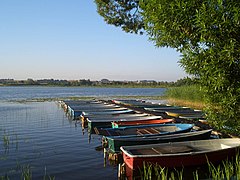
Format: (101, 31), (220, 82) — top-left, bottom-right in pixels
(0, 101), (117, 179)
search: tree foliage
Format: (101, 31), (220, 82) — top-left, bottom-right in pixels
(95, 0), (240, 133)
(141, 0), (240, 133)
(94, 0), (144, 34)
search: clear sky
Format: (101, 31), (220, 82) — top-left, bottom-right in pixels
(0, 0), (187, 82)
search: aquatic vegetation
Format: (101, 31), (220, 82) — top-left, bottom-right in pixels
(0, 163), (55, 180)
(207, 153), (240, 180)
(0, 155), (8, 160)
(3, 135), (9, 147)
(139, 153), (240, 180)
(0, 175), (9, 180)
(2, 130), (20, 153)
(15, 134), (19, 151)
(192, 170), (199, 180)
(43, 166), (55, 180)
(21, 165), (32, 180)
(165, 85), (204, 103)
(140, 162), (152, 179)
(164, 85), (205, 110)
(140, 162), (184, 180)
(3, 131), (10, 150)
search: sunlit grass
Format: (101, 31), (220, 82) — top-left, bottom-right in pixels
(166, 98), (205, 110)
(164, 85), (205, 109)
(140, 153), (240, 179)
(165, 85), (204, 101)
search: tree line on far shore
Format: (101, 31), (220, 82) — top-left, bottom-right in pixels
(0, 77), (196, 87)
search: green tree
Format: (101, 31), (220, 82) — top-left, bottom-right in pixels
(95, 0), (144, 34)
(95, 0), (240, 134)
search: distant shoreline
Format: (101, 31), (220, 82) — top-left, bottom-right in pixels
(0, 78), (179, 88)
(0, 84), (168, 88)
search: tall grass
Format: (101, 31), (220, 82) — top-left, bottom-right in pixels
(164, 85), (205, 109)
(165, 85), (204, 102)
(139, 153), (240, 180)
(0, 164), (55, 180)
(21, 165), (32, 180)
(140, 162), (184, 180)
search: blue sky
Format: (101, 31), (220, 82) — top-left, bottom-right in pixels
(0, 0), (187, 81)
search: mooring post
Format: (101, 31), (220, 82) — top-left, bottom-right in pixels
(118, 163), (121, 180)
(103, 148), (107, 167)
(118, 163), (126, 180)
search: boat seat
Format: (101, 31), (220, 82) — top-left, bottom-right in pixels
(156, 126), (178, 133)
(129, 145), (195, 155)
(130, 149), (160, 155)
(94, 127), (120, 136)
(151, 145), (194, 154)
(137, 128), (160, 135)
(94, 127), (100, 134)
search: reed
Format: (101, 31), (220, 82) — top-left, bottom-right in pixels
(3, 135), (9, 147)
(165, 85), (204, 101)
(43, 166), (55, 180)
(164, 85), (205, 109)
(140, 153), (240, 179)
(3, 131), (10, 149)
(140, 162), (153, 179)
(0, 175), (9, 180)
(236, 154), (240, 179)
(15, 134), (19, 150)
(153, 166), (168, 179)
(207, 153), (240, 180)
(192, 170), (199, 180)
(21, 165), (32, 180)
(207, 161), (222, 179)
(140, 162), (184, 180)
(0, 164), (55, 180)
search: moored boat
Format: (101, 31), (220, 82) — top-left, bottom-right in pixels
(82, 109), (134, 116)
(87, 115), (163, 132)
(95, 123), (193, 137)
(120, 138), (240, 172)
(111, 118), (173, 128)
(104, 129), (212, 153)
(179, 114), (206, 120)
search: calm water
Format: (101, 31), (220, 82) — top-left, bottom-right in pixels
(0, 86), (166, 101)
(0, 87), (165, 179)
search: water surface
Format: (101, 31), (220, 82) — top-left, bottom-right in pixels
(0, 86), (166, 101)
(0, 101), (117, 179)
(0, 87), (165, 179)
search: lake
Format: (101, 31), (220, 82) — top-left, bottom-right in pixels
(0, 87), (166, 179)
(0, 86), (166, 101)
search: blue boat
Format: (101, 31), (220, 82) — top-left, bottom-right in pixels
(95, 123), (193, 137)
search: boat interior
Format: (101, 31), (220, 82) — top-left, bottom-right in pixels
(129, 145), (197, 155)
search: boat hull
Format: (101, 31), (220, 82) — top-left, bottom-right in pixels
(96, 123), (193, 137)
(106, 129), (212, 153)
(87, 115), (162, 133)
(121, 138), (240, 171)
(111, 118), (173, 128)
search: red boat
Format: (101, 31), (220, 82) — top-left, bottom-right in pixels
(111, 118), (174, 128)
(120, 138), (240, 179)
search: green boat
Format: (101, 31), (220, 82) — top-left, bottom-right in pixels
(105, 129), (212, 153)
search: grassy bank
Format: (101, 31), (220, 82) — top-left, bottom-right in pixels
(164, 85), (205, 110)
